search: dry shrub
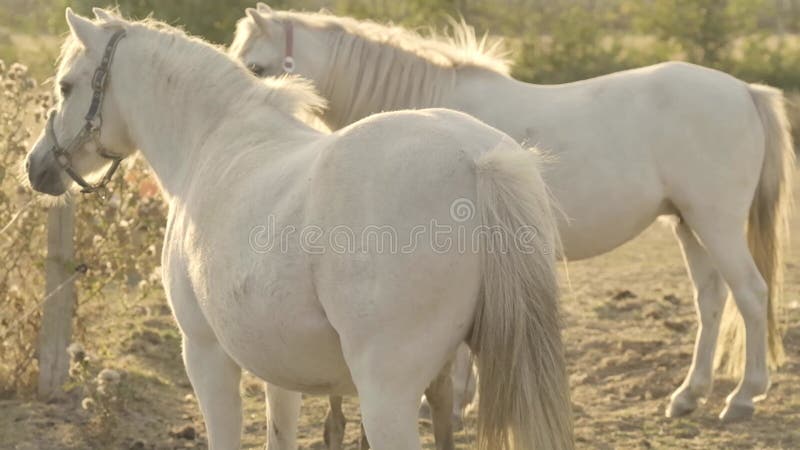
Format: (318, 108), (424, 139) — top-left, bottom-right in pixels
(0, 60), (167, 397)
(0, 60), (48, 395)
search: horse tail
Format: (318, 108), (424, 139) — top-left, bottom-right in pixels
(470, 137), (573, 450)
(716, 84), (794, 376)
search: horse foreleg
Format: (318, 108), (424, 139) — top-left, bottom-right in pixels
(667, 221), (728, 417)
(265, 383), (301, 450)
(323, 395), (347, 450)
(183, 336), (243, 450)
(170, 267), (243, 450)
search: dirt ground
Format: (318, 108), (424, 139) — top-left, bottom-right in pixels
(2, 177), (800, 450)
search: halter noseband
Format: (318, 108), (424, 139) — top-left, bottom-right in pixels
(282, 21), (295, 73)
(47, 29), (126, 195)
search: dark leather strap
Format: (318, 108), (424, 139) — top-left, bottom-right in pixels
(86, 29), (125, 122)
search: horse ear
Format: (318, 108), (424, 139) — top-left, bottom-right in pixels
(66, 8), (103, 48)
(92, 7), (119, 22)
(256, 2), (273, 14)
(246, 8), (274, 36)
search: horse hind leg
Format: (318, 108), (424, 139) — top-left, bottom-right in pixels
(352, 357), (458, 450)
(424, 360), (456, 450)
(683, 214), (771, 421)
(323, 396), (347, 450)
(355, 371), (423, 450)
(341, 331), (446, 450)
(420, 342), (474, 418)
(667, 220), (729, 417)
(449, 342), (477, 429)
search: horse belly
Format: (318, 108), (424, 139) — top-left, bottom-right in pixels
(547, 165), (672, 261)
(204, 286), (355, 395)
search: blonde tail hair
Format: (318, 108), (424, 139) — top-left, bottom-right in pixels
(716, 84), (794, 376)
(470, 138), (573, 450)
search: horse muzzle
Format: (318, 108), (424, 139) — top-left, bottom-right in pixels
(27, 148), (68, 196)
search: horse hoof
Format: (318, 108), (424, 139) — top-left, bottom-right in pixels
(719, 402), (754, 423)
(666, 393), (697, 418)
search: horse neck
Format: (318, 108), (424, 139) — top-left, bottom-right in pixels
(313, 29), (456, 129)
(112, 31), (297, 200)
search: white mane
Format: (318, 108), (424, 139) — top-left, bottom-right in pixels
(236, 11), (509, 129)
(59, 17), (326, 121)
(279, 12), (510, 73)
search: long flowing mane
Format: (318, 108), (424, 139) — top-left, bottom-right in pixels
(59, 16), (326, 121)
(237, 11), (509, 128)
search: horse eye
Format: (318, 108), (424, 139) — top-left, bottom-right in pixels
(248, 64), (266, 77)
(59, 82), (72, 98)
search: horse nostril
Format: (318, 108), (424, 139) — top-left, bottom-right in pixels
(25, 157), (31, 172)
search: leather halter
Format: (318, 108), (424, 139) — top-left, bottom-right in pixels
(47, 29), (126, 195)
(281, 21), (295, 73)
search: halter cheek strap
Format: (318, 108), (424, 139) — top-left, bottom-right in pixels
(282, 21), (295, 73)
(49, 29), (126, 195)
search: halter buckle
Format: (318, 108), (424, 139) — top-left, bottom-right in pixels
(87, 115), (102, 131)
(87, 185), (111, 199)
(55, 152), (71, 168)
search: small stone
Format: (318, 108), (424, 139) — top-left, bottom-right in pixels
(676, 428), (699, 439)
(171, 425), (196, 440)
(613, 290), (636, 300)
(663, 320), (688, 333)
(139, 329), (162, 344)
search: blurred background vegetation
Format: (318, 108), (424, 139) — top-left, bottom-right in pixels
(2, 0), (800, 89)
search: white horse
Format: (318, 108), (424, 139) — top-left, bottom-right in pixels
(25, 9), (573, 450)
(231, 4), (795, 424)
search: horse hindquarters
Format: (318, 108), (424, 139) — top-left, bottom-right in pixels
(715, 84), (794, 377)
(666, 82), (794, 422)
(471, 139), (573, 450)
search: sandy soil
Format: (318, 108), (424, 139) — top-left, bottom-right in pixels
(2, 177), (800, 450)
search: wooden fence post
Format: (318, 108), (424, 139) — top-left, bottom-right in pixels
(37, 198), (76, 400)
